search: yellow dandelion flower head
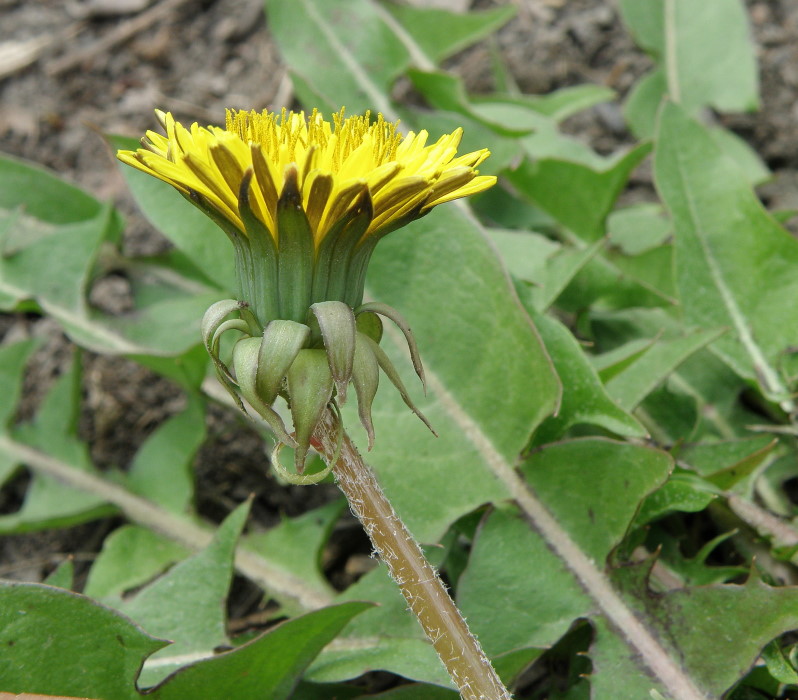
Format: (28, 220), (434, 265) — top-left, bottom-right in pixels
(117, 108), (496, 246)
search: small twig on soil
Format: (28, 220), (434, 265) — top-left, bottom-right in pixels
(0, 21), (86, 80)
(47, 0), (190, 76)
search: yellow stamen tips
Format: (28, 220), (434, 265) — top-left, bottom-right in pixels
(117, 108), (496, 247)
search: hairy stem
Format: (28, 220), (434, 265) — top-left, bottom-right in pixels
(312, 408), (511, 700)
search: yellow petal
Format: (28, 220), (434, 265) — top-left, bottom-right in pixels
(118, 108), (495, 245)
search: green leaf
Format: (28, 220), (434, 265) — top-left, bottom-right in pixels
(761, 640), (798, 685)
(361, 684), (459, 699)
(407, 70), (535, 137)
(530, 311), (646, 443)
(458, 439), (672, 656)
(0, 154), (219, 356)
(590, 310), (756, 440)
(0, 154), (105, 224)
(291, 680), (366, 699)
(607, 204), (671, 256)
(130, 343), (212, 391)
(44, 559), (74, 590)
(266, 0), (514, 118)
(635, 470), (719, 525)
(477, 98), (631, 166)
(0, 352), (113, 533)
(559, 244), (676, 311)
(472, 184), (556, 231)
(604, 327), (727, 410)
(243, 500), (343, 611)
(502, 84), (616, 122)
(506, 144), (651, 241)
(356, 205), (561, 542)
(619, 0), (759, 137)
(381, 2), (516, 65)
(707, 127), (770, 187)
(456, 439), (787, 697)
(592, 338), (655, 383)
(703, 438), (778, 491)
(0, 198), (113, 310)
(623, 68), (667, 139)
(654, 102), (798, 409)
(588, 615), (669, 700)
(605, 239), (676, 302)
(149, 602), (372, 700)
(485, 228), (560, 284)
(126, 394), (206, 513)
(119, 502), (250, 687)
(97, 288), (223, 356)
(679, 436), (777, 478)
(493, 232), (604, 314)
(657, 531), (749, 586)
(0, 581), (166, 699)
(624, 79), (769, 186)
(665, 0), (759, 113)
(618, 0), (664, 55)
(84, 525), (190, 600)
(0, 337), (39, 431)
(529, 239), (605, 312)
(611, 567), (798, 697)
(265, 0), (410, 115)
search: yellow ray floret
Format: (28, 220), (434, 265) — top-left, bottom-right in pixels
(117, 108), (496, 246)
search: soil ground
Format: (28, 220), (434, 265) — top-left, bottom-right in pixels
(0, 0), (797, 680)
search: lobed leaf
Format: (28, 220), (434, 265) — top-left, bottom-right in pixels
(84, 525), (190, 600)
(0, 581), (166, 699)
(126, 393), (206, 514)
(506, 144), (651, 242)
(117, 503), (250, 687)
(654, 102), (798, 410)
(149, 602), (372, 700)
(529, 311), (646, 443)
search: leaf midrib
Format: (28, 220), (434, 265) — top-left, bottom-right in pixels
(668, 121), (794, 414)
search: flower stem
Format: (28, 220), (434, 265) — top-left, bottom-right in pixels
(312, 408), (512, 700)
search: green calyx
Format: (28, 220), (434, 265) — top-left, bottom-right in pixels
(222, 168), (377, 328)
(201, 297), (434, 481)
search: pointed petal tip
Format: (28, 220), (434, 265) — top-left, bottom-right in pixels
(279, 164), (302, 208)
(238, 167), (254, 203)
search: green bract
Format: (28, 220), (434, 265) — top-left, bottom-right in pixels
(202, 297), (433, 475)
